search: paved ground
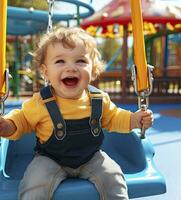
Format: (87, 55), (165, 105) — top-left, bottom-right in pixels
(119, 103), (181, 200)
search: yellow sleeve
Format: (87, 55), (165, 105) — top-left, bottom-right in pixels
(4, 93), (43, 140)
(101, 92), (132, 133)
(4, 109), (33, 140)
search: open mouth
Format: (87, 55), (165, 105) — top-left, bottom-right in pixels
(62, 77), (79, 87)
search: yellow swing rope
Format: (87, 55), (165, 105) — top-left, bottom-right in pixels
(0, 0), (9, 115)
(130, 0), (148, 92)
(130, 0), (154, 138)
(0, 0), (7, 97)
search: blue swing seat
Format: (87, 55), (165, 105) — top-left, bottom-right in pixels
(0, 130), (166, 200)
(0, 101), (166, 199)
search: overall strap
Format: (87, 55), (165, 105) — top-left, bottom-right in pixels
(40, 86), (66, 140)
(88, 85), (103, 136)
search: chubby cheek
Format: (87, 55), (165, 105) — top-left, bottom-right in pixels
(85, 66), (93, 81)
(48, 71), (61, 84)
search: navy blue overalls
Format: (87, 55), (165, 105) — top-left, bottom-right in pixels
(35, 85), (104, 168)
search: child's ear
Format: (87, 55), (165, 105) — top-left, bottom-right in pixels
(91, 68), (98, 81)
(40, 64), (48, 80)
(91, 73), (97, 81)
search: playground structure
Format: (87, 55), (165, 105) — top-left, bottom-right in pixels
(7, 1), (94, 35)
(0, 0), (168, 199)
(81, 0), (181, 103)
(6, 1), (95, 97)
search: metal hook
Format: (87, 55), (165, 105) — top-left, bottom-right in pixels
(131, 64), (154, 139)
(0, 69), (9, 116)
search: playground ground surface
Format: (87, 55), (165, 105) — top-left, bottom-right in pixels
(119, 103), (181, 200)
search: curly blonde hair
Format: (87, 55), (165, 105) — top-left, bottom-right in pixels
(32, 27), (104, 80)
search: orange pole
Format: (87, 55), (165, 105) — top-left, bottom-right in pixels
(0, 0), (7, 97)
(130, 0), (148, 92)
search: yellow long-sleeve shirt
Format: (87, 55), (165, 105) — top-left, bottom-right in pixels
(5, 89), (132, 143)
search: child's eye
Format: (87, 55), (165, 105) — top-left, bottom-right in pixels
(55, 59), (65, 64)
(76, 59), (87, 64)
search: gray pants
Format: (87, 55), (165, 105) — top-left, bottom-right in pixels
(19, 150), (128, 200)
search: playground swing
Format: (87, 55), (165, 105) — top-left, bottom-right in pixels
(0, 0), (166, 199)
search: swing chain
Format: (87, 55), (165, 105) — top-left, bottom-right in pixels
(131, 64), (154, 139)
(0, 69), (9, 116)
(47, 0), (54, 33)
(0, 101), (4, 116)
(138, 95), (148, 139)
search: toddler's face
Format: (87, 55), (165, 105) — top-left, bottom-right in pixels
(42, 41), (93, 99)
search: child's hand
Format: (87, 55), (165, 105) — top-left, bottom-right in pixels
(130, 109), (153, 130)
(0, 116), (16, 137)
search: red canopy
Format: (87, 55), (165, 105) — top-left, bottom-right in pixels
(81, 0), (181, 29)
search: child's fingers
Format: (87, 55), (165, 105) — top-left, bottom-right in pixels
(141, 110), (153, 116)
(142, 114), (153, 120)
(141, 116), (154, 128)
(0, 116), (5, 124)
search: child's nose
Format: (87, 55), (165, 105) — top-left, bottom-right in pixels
(66, 64), (77, 72)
